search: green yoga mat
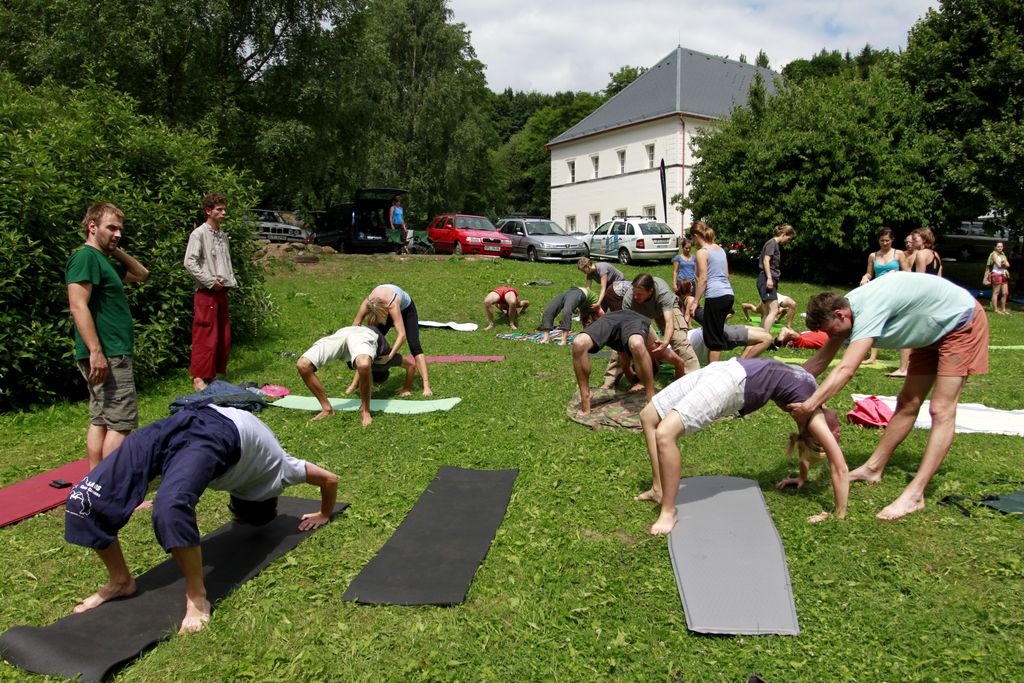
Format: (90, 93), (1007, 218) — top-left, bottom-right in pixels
(775, 356), (899, 370)
(271, 395), (461, 414)
(990, 345), (1024, 350)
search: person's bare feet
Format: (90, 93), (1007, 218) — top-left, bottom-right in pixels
(886, 370), (907, 378)
(849, 464), (883, 484)
(134, 500), (154, 512)
(312, 409), (334, 421)
(422, 386), (433, 397)
(344, 383), (357, 394)
(360, 411), (372, 427)
(575, 409), (591, 418)
(628, 382), (645, 393)
(649, 510), (677, 535)
(876, 491), (925, 520)
(398, 389), (411, 397)
(634, 488), (661, 503)
(192, 378), (208, 391)
(178, 594), (212, 634)
(74, 577), (136, 613)
(484, 323), (494, 331)
(509, 323), (518, 330)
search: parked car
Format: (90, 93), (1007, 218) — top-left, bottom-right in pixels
(581, 217), (677, 264)
(312, 188), (407, 253)
(496, 216), (588, 262)
(940, 220), (1018, 262)
(426, 214), (512, 256)
(248, 209), (311, 244)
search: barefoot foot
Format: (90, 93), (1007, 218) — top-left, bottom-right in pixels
(484, 324), (494, 331)
(886, 370), (907, 378)
(876, 491), (925, 520)
(134, 500), (154, 512)
(634, 488), (661, 503)
(178, 594), (212, 634)
(398, 389), (411, 397)
(649, 510), (677, 535)
(849, 464), (883, 484)
(422, 387), (433, 397)
(74, 578), (137, 613)
(312, 409), (334, 421)
(192, 378), (208, 391)
(360, 411), (372, 427)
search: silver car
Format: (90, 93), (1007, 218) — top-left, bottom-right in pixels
(496, 217), (589, 262)
(583, 217), (677, 264)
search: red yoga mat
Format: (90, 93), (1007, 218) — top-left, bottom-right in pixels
(424, 355), (505, 363)
(0, 458), (90, 527)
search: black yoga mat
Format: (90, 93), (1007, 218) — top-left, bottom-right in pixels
(0, 497), (347, 682)
(344, 466), (517, 606)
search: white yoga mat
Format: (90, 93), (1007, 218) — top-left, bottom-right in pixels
(668, 476), (799, 636)
(852, 394), (1024, 436)
(271, 395), (461, 414)
(419, 321), (479, 332)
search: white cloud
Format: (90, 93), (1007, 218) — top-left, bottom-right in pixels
(450, 0), (939, 93)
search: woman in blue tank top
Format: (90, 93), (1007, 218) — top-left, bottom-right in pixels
(691, 221), (734, 364)
(859, 227), (909, 364)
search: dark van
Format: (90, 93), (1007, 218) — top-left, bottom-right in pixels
(312, 188), (407, 253)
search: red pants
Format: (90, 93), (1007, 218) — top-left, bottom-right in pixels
(190, 289), (231, 379)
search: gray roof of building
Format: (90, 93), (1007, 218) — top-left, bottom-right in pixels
(548, 46), (780, 146)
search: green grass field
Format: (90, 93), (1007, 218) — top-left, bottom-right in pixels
(1, 254), (1022, 682)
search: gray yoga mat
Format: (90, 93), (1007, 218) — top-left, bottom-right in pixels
(668, 476), (799, 635)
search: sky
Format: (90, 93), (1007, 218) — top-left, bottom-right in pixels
(448, 0), (941, 94)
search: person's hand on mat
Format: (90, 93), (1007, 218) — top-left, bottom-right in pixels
(299, 511), (331, 531)
(807, 511), (831, 523)
(776, 477), (805, 490)
(88, 349), (109, 385)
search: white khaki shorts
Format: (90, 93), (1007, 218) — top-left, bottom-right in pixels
(301, 327), (378, 369)
(652, 357), (747, 434)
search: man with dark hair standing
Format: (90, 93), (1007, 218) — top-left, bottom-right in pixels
(66, 202), (150, 468)
(789, 272), (989, 520)
(184, 192), (236, 391)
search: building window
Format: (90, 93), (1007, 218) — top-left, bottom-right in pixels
(615, 208), (627, 218)
(617, 149), (626, 174)
(591, 155), (599, 178)
(567, 160), (575, 183)
(646, 144), (655, 168)
(643, 205), (656, 218)
(589, 212), (601, 230)
(565, 215), (576, 232)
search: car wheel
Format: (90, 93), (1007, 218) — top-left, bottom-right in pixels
(453, 241), (463, 255)
(618, 247), (632, 265)
(582, 244), (590, 258)
(527, 247), (538, 262)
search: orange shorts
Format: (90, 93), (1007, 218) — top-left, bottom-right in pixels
(908, 302), (989, 377)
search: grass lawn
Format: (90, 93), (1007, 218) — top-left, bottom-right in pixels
(1, 253), (1022, 682)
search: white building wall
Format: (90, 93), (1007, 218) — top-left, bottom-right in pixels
(549, 114), (721, 236)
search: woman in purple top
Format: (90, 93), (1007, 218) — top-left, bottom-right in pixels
(636, 357), (849, 535)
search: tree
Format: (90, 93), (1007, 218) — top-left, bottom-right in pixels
(900, 0), (1024, 230)
(683, 65), (944, 282)
(755, 50), (771, 69)
(0, 76), (264, 409)
(604, 66), (647, 98)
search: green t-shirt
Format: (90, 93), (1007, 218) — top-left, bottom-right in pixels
(581, 287), (599, 309)
(847, 271), (975, 349)
(65, 245), (133, 360)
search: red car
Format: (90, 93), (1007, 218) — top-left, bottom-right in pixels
(425, 213), (512, 256)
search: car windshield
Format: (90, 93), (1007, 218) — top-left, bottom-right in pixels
(525, 221), (568, 236)
(638, 222), (674, 235)
(454, 216), (496, 231)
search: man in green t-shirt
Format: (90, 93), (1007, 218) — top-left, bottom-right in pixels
(66, 203), (150, 467)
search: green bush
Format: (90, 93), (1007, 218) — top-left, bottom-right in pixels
(0, 74), (271, 410)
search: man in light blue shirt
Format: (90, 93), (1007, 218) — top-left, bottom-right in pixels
(788, 272), (989, 521)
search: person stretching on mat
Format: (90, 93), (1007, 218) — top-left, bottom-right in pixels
(637, 357), (849, 535)
(64, 404), (338, 633)
(296, 299), (414, 426)
(572, 309), (681, 416)
(539, 286), (601, 344)
(483, 285), (530, 330)
(741, 293), (798, 330)
(354, 284), (432, 397)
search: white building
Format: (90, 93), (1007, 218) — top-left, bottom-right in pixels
(548, 47), (778, 235)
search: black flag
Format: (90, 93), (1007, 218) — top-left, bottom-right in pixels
(660, 158), (668, 223)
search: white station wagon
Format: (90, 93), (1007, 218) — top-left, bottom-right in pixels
(583, 217), (678, 264)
